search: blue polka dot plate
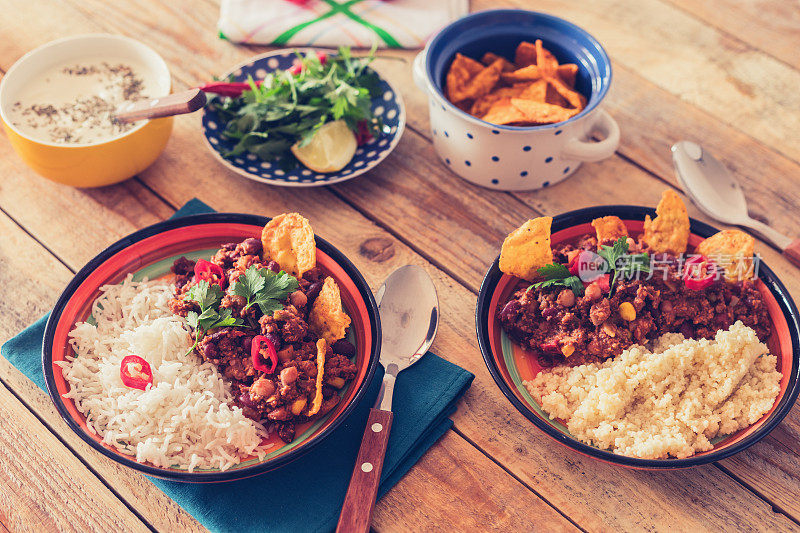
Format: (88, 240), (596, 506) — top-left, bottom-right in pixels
(201, 49), (405, 187)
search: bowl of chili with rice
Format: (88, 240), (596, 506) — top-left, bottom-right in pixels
(476, 204), (800, 469)
(43, 212), (381, 482)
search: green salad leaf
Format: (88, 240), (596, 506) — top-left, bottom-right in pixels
(208, 46), (383, 165)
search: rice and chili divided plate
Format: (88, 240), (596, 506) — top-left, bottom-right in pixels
(42, 213), (381, 482)
(476, 205), (800, 469)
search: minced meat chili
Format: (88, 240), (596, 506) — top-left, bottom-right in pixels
(498, 234), (771, 367)
(168, 237), (357, 443)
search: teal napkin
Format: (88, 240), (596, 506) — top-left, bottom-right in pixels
(1, 199), (474, 533)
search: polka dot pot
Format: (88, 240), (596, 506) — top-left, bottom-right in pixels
(202, 49), (405, 187)
(413, 9), (620, 191)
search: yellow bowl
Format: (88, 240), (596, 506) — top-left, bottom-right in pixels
(0, 35), (173, 187)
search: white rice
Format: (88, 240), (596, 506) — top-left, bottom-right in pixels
(59, 274), (270, 472)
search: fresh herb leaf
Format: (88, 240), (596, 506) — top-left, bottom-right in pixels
(528, 263), (584, 297)
(597, 237), (651, 295)
(537, 263), (572, 280)
(183, 280), (245, 355)
(230, 265), (300, 316)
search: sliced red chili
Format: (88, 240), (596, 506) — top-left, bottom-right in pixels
(288, 51), (328, 75)
(120, 355), (153, 390)
(355, 119), (374, 146)
(684, 255), (717, 290)
(251, 335), (278, 374)
(193, 259), (226, 288)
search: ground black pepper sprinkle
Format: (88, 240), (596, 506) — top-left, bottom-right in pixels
(11, 62), (149, 144)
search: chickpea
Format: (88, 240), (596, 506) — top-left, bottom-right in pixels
(584, 282), (602, 301)
(619, 301), (636, 321)
(289, 290), (308, 308)
(556, 289), (576, 307)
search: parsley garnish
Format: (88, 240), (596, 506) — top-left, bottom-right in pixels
(208, 46), (383, 165)
(597, 237), (650, 295)
(230, 265), (300, 316)
(529, 263), (585, 297)
(183, 280), (245, 354)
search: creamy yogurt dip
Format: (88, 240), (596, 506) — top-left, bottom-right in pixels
(7, 57), (156, 144)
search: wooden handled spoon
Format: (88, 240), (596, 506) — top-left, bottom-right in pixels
(336, 266), (439, 533)
(672, 141), (800, 267)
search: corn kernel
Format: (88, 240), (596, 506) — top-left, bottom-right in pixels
(561, 344), (575, 357)
(619, 302), (636, 321)
(328, 377), (346, 389)
(290, 397), (307, 415)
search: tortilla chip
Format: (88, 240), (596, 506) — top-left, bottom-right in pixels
(445, 53), (484, 103)
(696, 230), (756, 281)
(556, 63), (578, 88)
(535, 40), (559, 77)
(471, 84), (531, 117)
(499, 217), (554, 281)
(307, 339), (326, 416)
(544, 83), (570, 107)
(547, 75), (586, 110)
(510, 98), (581, 124)
(642, 190), (690, 255)
(592, 216), (629, 243)
(447, 57), (504, 103)
(309, 277), (351, 344)
(481, 98), (524, 125)
(514, 41), (538, 67)
(481, 52), (515, 72)
(261, 213), (316, 277)
(500, 65), (542, 84)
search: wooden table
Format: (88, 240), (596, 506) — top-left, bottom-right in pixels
(1, 0), (800, 531)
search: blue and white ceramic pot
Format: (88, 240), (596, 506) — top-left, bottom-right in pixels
(413, 9), (620, 191)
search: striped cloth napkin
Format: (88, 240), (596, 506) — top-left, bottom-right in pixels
(218, 0), (468, 49)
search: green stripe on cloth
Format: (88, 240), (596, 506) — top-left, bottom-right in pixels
(321, 0), (402, 48)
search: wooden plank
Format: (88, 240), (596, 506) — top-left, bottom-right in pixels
(374, 431), (578, 532)
(0, 380), (147, 533)
(0, 206), (206, 532)
(666, 0), (800, 71)
(0, 0), (798, 530)
(469, 0), (800, 165)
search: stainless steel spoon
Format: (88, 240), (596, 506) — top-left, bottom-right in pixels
(672, 140), (800, 267)
(337, 265), (439, 533)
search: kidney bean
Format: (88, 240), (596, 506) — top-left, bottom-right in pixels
(264, 332), (282, 350)
(679, 323), (695, 339)
(498, 300), (521, 322)
(238, 392), (258, 408)
(306, 281), (324, 302)
(331, 339), (356, 357)
(266, 260), (281, 273)
(240, 238), (262, 256)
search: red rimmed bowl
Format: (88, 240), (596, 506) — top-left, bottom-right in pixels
(43, 213), (381, 482)
(476, 205), (800, 469)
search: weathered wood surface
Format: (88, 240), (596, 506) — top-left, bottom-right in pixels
(0, 0), (799, 531)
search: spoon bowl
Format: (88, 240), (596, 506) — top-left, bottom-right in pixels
(672, 140), (794, 251)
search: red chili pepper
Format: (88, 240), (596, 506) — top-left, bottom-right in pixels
(193, 259), (226, 288)
(288, 51), (328, 75)
(251, 335), (278, 374)
(355, 119), (374, 146)
(684, 255), (717, 290)
(120, 355), (153, 390)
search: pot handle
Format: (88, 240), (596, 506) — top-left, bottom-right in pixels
(413, 50), (428, 92)
(560, 110), (620, 162)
